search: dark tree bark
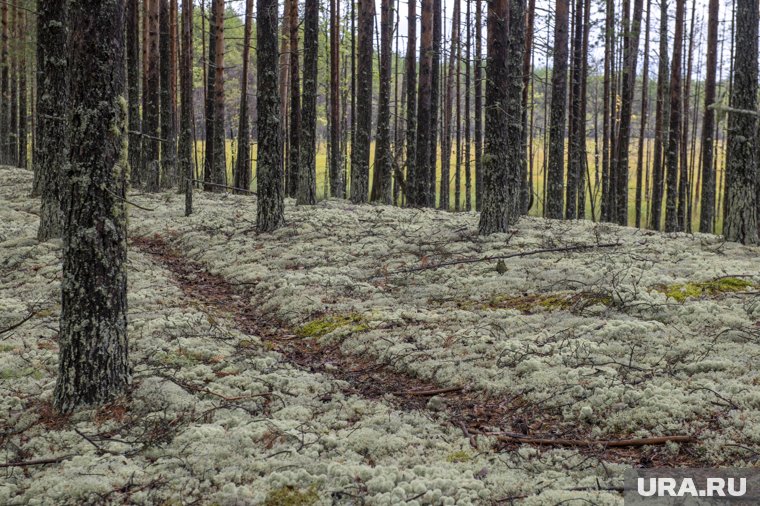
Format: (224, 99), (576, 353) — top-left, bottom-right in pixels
(371, 0), (393, 203)
(463, 0), (471, 211)
(17, 5), (26, 169)
(428, 0), (441, 206)
(287, 0), (301, 198)
(180, 0), (194, 215)
(160, 0), (177, 187)
(478, 0), (524, 234)
(350, 0), (374, 203)
(723, 0), (758, 243)
(0, 0), (8, 164)
(520, 0), (536, 214)
(36, 0), (69, 241)
(664, 0), (685, 232)
(600, 0), (614, 221)
(649, 0), (669, 229)
(329, 0), (343, 197)
(404, 0), (417, 207)
(257, 0), (285, 231)
(126, 0), (141, 186)
(699, 0), (719, 233)
(634, 0), (651, 229)
(298, 0), (318, 204)
(145, 0), (161, 191)
(410, 0), (433, 207)
(565, 0), (583, 220)
(55, 0), (129, 413)
(441, 0), (459, 211)
(612, 0), (644, 225)
(546, 0), (569, 219)
(475, 0), (484, 211)
(8, 0), (16, 167)
(211, 0), (226, 187)
(234, 0), (254, 193)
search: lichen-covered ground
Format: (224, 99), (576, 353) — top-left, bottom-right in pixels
(3, 165), (760, 505)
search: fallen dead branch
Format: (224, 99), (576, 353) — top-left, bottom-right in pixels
(373, 242), (622, 278)
(0, 454), (77, 468)
(403, 386), (463, 396)
(498, 434), (694, 447)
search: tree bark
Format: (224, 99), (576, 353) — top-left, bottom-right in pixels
(234, 0), (254, 193)
(298, 0), (318, 204)
(475, 0), (484, 211)
(287, 0), (301, 198)
(36, 0), (69, 241)
(127, 0), (141, 186)
(55, 0), (129, 413)
(441, 0), (459, 211)
(329, 0), (343, 197)
(350, 0), (374, 203)
(371, 0), (393, 203)
(180, 0), (194, 215)
(404, 0), (417, 207)
(699, 0), (719, 233)
(145, 0), (161, 191)
(257, 0), (285, 231)
(649, 0), (669, 229)
(17, 4), (25, 169)
(546, 0), (569, 219)
(410, 0), (434, 207)
(665, 0), (685, 232)
(160, 0), (177, 187)
(634, 0), (651, 229)
(723, 0), (758, 244)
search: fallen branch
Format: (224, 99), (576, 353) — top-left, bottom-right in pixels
(189, 178), (257, 195)
(0, 454), (77, 468)
(403, 386), (463, 396)
(373, 242), (622, 278)
(0, 309), (37, 336)
(498, 434), (694, 447)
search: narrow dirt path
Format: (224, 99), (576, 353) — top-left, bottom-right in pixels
(132, 233), (703, 467)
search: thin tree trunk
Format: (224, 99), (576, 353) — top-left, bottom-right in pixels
(180, 0), (195, 215)
(699, 0), (719, 233)
(664, 0), (685, 232)
(55, 0), (129, 413)
(441, 0), (459, 211)
(127, 0), (142, 186)
(404, 0), (417, 207)
(16, 5), (25, 169)
(350, 0), (374, 203)
(546, 0), (569, 219)
(371, 0), (393, 203)
(330, 0), (343, 197)
(145, 0), (161, 191)
(287, 0), (301, 197)
(475, 0), (484, 211)
(634, 0), (650, 228)
(410, 0), (433, 207)
(298, 0), (318, 204)
(650, 0), (669, 229)
(429, 0), (441, 207)
(234, 0), (254, 193)
(160, 0), (177, 187)
(463, 0), (471, 211)
(520, 0), (535, 214)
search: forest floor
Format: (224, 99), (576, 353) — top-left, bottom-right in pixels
(3, 166), (760, 505)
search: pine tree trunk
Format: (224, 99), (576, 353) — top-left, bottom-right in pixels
(180, 0), (195, 215)
(404, 0), (417, 206)
(699, 0), (719, 233)
(634, 0), (651, 229)
(463, 0), (471, 211)
(600, 0), (614, 221)
(287, 0), (301, 198)
(8, 0), (16, 167)
(478, 0), (524, 234)
(723, 0), (758, 243)
(650, 0), (669, 229)
(350, 0), (374, 203)
(565, 0), (583, 219)
(371, 0), (393, 203)
(211, 0), (226, 187)
(441, 0), (459, 211)
(298, 0), (318, 204)
(410, 0), (433, 207)
(664, 0), (685, 232)
(520, 0), (536, 215)
(329, 0), (343, 197)
(17, 5), (25, 169)
(36, 0), (69, 241)
(546, 0), (569, 219)
(0, 0), (7, 164)
(474, 0), (484, 211)
(145, 0), (161, 191)
(428, 0), (441, 207)
(55, 0), (129, 413)
(160, 0), (177, 188)
(127, 0), (141, 186)
(234, 0), (254, 193)
(257, 0), (284, 231)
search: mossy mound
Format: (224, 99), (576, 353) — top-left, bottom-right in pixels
(264, 485), (319, 506)
(659, 277), (754, 302)
(295, 313), (369, 339)
(446, 450), (471, 463)
(484, 291), (613, 314)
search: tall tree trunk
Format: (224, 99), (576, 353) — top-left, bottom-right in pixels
(520, 0), (536, 214)
(678, 0), (696, 231)
(160, 0), (177, 187)
(546, 0), (569, 219)
(145, 0), (161, 191)
(16, 5), (25, 169)
(474, 0), (484, 211)
(8, 0), (16, 167)
(350, 0), (374, 203)
(279, 0), (291, 182)
(329, 0), (343, 197)
(180, 0), (195, 215)
(565, 0), (583, 219)
(36, 0), (69, 241)
(55, 0), (129, 413)
(298, 0), (318, 204)
(723, 0), (758, 243)
(404, 0), (417, 207)
(257, 0), (285, 231)
(664, 0), (684, 232)
(0, 0), (8, 164)
(699, 0), (719, 233)
(600, 0), (614, 221)
(211, 0), (226, 187)
(410, 0), (433, 207)
(371, 0), (393, 203)
(429, 0), (441, 206)
(479, 0), (524, 234)
(650, 0), (669, 229)
(287, 0), (301, 197)
(634, 0), (651, 228)
(441, 0), (459, 211)
(127, 0), (141, 186)
(463, 0), (471, 211)
(234, 0), (254, 193)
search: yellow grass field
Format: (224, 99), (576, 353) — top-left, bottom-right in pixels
(195, 137), (727, 233)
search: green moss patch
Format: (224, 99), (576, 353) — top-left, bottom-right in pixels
(658, 277), (754, 302)
(295, 313), (369, 339)
(446, 450), (471, 463)
(264, 485), (319, 506)
(484, 291), (613, 314)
